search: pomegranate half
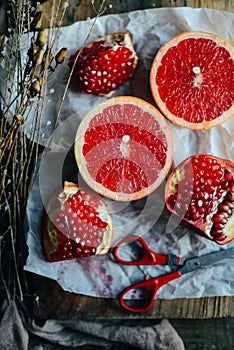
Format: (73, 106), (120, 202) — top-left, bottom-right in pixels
(165, 154), (234, 245)
(42, 181), (113, 262)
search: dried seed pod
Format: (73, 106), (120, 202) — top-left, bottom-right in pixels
(36, 29), (47, 49)
(31, 12), (42, 30)
(55, 48), (67, 65)
(0, 33), (5, 50)
(33, 49), (45, 66)
(30, 77), (43, 96)
(0, 33), (5, 64)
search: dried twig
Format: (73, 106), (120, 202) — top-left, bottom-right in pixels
(0, 0), (107, 303)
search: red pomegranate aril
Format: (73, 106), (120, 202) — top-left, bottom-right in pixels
(197, 207), (205, 215)
(212, 223), (224, 230)
(97, 220), (108, 228)
(226, 192), (234, 202)
(68, 32), (138, 96)
(57, 222), (66, 230)
(212, 214), (227, 224)
(42, 182), (112, 262)
(218, 201), (232, 215)
(168, 195), (177, 207)
(191, 212), (200, 221)
(221, 181), (229, 189)
(211, 232), (226, 241)
(228, 180), (234, 192)
(73, 245), (82, 256)
(211, 228), (223, 236)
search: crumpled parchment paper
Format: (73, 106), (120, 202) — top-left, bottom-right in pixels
(24, 7), (234, 299)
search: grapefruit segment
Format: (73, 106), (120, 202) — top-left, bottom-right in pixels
(74, 96), (173, 201)
(150, 31), (234, 129)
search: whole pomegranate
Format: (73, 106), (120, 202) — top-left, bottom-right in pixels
(42, 181), (113, 262)
(68, 32), (138, 96)
(165, 154), (234, 245)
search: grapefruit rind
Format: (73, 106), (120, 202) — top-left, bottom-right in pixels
(74, 96), (174, 201)
(150, 31), (234, 130)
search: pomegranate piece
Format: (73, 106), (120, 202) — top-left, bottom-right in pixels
(165, 154), (234, 245)
(42, 182), (113, 262)
(68, 32), (138, 96)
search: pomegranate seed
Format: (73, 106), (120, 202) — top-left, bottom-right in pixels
(57, 210), (64, 218)
(228, 180), (234, 192)
(212, 223), (224, 230)
(57, 223), (66, 230)
(218, 201), (231, 212)
(191, 212), (200, 221)
(221, 181), (229, 190)
(224, 172), (233, 181)
(212, 214), (227, 224)
(212, 233), (226, 241)
(197, 207), (205, 215)
(226, 192), (234, 202)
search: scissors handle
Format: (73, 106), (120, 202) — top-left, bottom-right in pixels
(119, 271), (182, 313)
(113, 235), (180, 265)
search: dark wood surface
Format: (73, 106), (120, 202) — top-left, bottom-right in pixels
(30, 1), (234, 348)
(39, 0), (234, 26)
(32, 274), (234, 320)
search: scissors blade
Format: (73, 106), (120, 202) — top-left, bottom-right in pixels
(179, 247), (234, 275)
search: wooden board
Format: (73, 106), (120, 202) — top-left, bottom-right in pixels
(33, 0), (234, 321)
(39, 0), (234, 26)
(31, 274), (234, 321)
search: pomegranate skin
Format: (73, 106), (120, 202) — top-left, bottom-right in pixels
(165, 154), (234, 245)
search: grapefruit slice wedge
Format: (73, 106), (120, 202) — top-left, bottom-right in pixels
(74, 96), (173, 201)
(150, 31), (234, 130)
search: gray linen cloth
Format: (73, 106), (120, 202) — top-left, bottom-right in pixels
(0, 300), (185, 350)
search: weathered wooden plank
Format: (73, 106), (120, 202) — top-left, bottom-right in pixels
(39, 0), (233, 27)
(32, 275), (234, 321)
(187, 0), (233, 12)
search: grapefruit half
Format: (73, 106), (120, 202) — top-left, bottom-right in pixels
(150, 31), (234, 130)
(74, 96), (173, 201)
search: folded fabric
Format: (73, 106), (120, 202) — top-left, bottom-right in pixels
(0, 300), (185, 350)
(0, 301), (28, 350)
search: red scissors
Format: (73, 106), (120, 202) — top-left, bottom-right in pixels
(113, 235), (234, 313)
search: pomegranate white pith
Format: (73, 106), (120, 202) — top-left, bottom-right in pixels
(165, 155), (234, 245)
(42, 182), (113, 262)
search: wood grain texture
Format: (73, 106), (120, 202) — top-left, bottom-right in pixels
(31, 274), (234, 320)
(39, 0), (233, 26)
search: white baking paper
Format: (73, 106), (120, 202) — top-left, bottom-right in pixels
(24, 7), (234, 299)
